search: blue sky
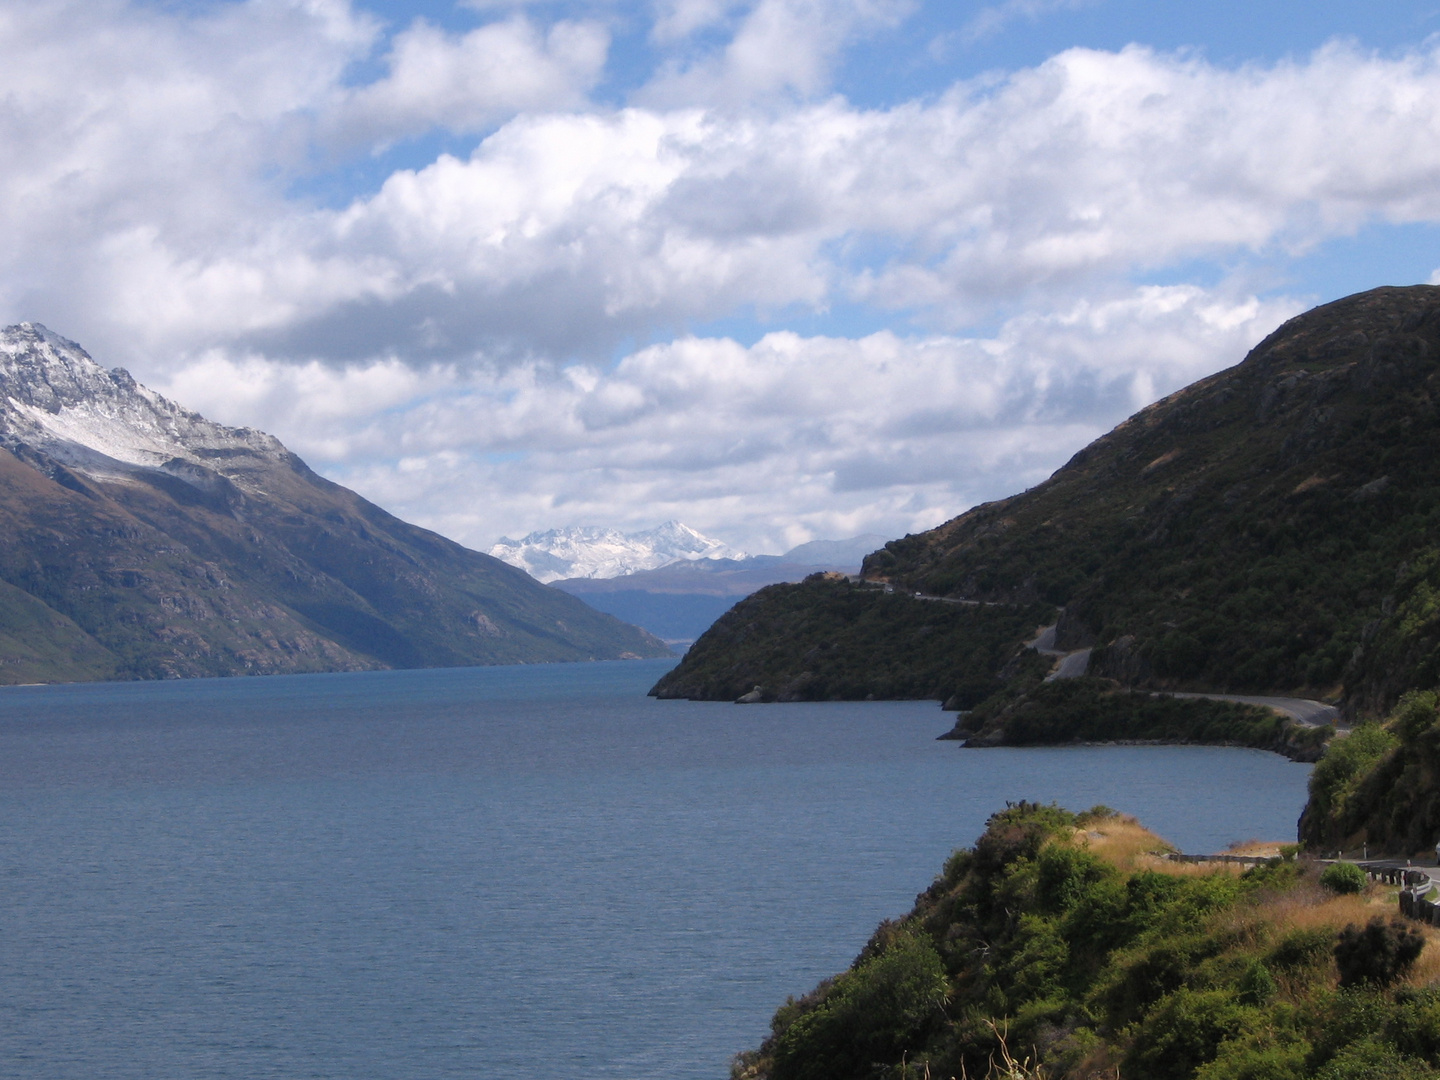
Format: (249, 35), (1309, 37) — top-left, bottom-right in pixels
(4, 0), (1440, 553)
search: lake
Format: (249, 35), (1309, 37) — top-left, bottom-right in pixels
(0, 658), (1313, 1078)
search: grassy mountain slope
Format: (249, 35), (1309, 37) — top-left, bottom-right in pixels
(0, 574), (118, 683)
(736, 803), (1440, 1080)
(657, 286), (1440, 714)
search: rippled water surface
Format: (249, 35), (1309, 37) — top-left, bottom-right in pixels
(0, 659), (1312, 1078)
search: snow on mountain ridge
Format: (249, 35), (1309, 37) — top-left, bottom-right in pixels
(489, 522), (746, 583)
(0, 322), (287, 490)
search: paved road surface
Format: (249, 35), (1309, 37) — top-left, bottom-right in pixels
(1165, 692), (1341, 727)
(1030, 624), (1092, 681)
(1028, 624), (1340, 725)
(1031, 625), (1062, 654)
(1048, 649), (1094, 680)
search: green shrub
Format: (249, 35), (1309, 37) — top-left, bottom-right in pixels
(1334, 918), (1425, 989)
(1314, 1040), (1440, 1079)
(1194, 1033), (1309, 1080)
(1320, 862), (1368, 894)
(1306, 725), (1398, 831)
(1388, 988), (1440, 1062)
(745, 802), (1440, 1080)
(769, 928), (949, 1080)
(1393, 689), (1440, 742)
(1124, 988), (1255, 1080)
(1267, 927), (1334, 972)
(1237, 960), (1278, 1006)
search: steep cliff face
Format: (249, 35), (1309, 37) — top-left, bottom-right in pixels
(657, 286), (1440, 712)
(0, 323), (669, 683)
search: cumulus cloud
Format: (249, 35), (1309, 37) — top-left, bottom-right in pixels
(12, 31), (1440, 373)
(0, 0), (375, 355)
(328, 16), (609, 148)
(156, 285), (1297, 551)
(640, 0), (915, 105)
(4, 2), (1440, 547)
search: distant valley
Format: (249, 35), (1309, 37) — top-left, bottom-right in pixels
(551, 536), (885, 646)
(491, 524), (884, 646)
(0, 323), (670, 684)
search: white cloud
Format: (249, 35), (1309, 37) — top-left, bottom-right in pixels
(3, 3), (1440, 547)
(155, 285), (1297, 552)
(328, 16), (610, 148)
(651, 0), (747, 45)
(12, 34), (1439, 374)
(639, 0), (915, 106)
(0, 0), (376, 354)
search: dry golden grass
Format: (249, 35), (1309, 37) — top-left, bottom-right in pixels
(1258, 887), (1377, 933)
(1225, 840), (1291, 858)
(1242, 874), (1440, 989)
(1067, 816), (1440, 988)
(1068, 816), (1264, 878)
(1070, 816), (1173, 871)
(1404, 932), (1440, 988)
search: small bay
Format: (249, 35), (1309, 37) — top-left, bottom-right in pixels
(0, 658), (1312, 1079)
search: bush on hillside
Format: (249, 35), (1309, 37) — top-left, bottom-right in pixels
(1334, 918), (1425, 989)
(734, 803), (1440, 1080)
(1321, 862), (1368, 894)
(1300, 723), (1400, 849)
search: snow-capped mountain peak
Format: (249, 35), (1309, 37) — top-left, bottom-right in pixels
(0, 322), (287, 491)
(488, 521), (746, 583)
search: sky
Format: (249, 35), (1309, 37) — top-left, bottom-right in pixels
(5, 1), (1440, 554)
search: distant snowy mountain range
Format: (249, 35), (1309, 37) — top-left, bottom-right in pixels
(492, 523), (889, 647)
(541, 529), (892, 648)
(489, 523), (888, 585)
(488, 522), (747, 583)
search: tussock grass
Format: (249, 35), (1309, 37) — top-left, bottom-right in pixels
(1226, 840), (1290, 858)
(1071, 815), (1174, 872)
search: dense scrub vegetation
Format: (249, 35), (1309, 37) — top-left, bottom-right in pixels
(1300, 691), (1440, 856)
(735, 804), (1440, 1080)
(863, 288), (1440, 703)
(950, 677), (1333, 762)
(650, 574), (1052, 704)
(659, 286), (1440, 716)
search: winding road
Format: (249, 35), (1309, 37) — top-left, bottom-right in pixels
(1027, 623), (1342, 727)
(1163, 692), (1340, 727)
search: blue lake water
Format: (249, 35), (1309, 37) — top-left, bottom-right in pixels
(0, 658), (1313, 1079)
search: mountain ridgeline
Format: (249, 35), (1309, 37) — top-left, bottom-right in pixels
(0, 323), (669, 683)
(654, 286), (1440, 718)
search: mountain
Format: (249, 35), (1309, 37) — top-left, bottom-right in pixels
(0, 323), (670, 684)
(780, 535), (888, 567)
(551, 535), (888, 645)
(487, 521), (745, 583)
(654, 285), (1440, 714)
